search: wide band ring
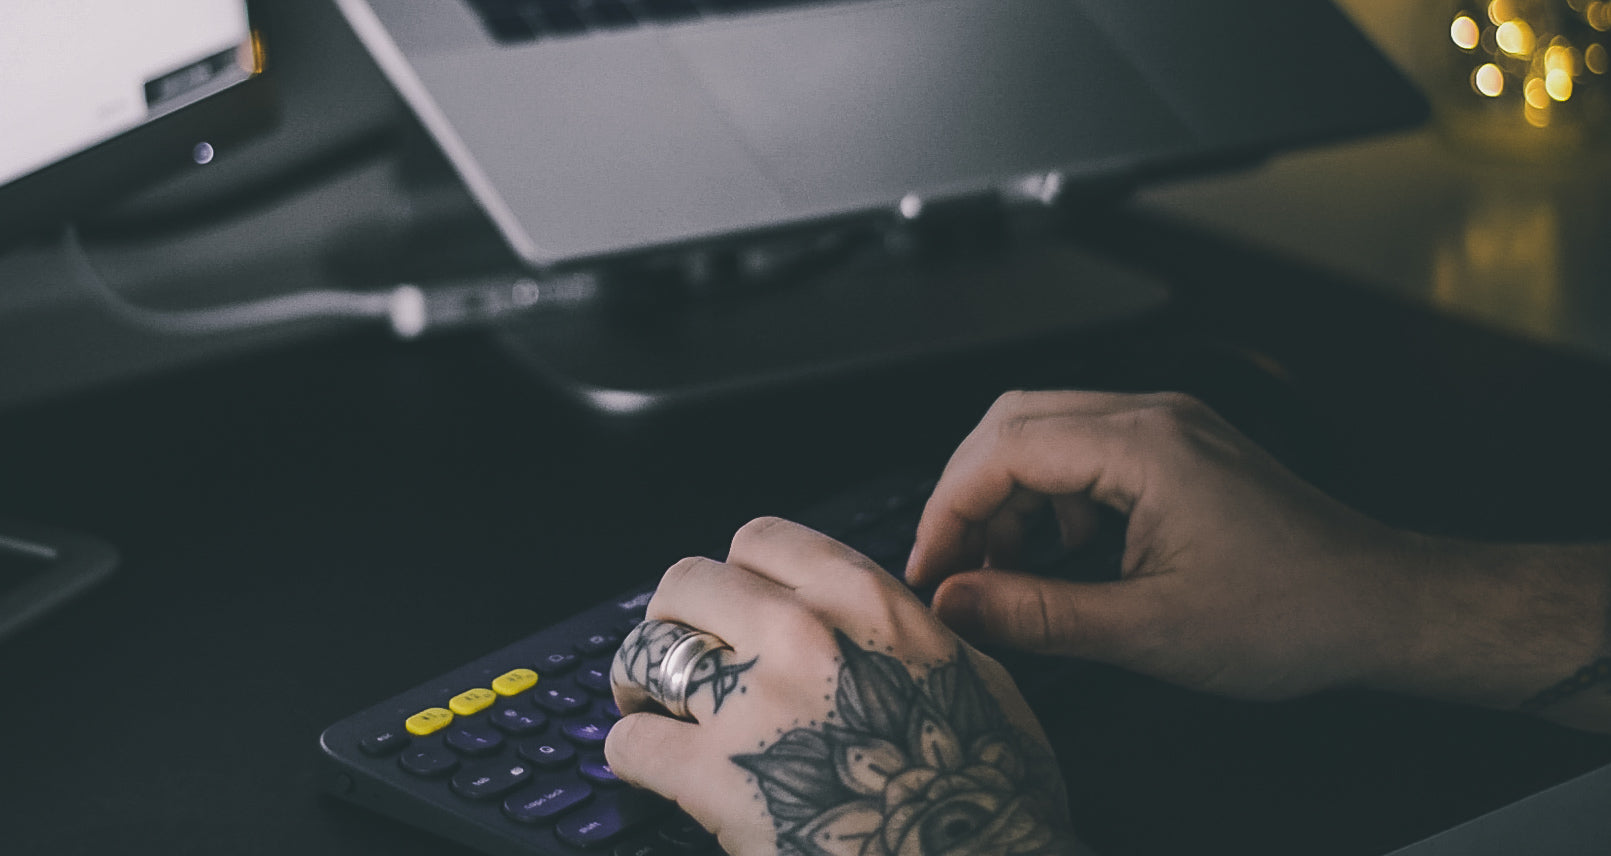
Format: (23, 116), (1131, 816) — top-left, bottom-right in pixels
(611, 619), (732, 721)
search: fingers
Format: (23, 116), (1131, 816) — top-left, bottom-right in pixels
(907, 391), (1188, 587)
(726, 516), (909, 606)
(646, 555), (796, 650)
(605, 714), (747, 845)
(930, 569), (1172, 664)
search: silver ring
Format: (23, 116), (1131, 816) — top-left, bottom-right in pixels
(611, 619), (731, 721)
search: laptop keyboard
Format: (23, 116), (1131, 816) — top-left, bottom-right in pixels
(465, 0), (847, 43)
(318, 472), (1119, 855)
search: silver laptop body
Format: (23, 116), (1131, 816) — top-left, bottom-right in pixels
(336, 0), (1424, 268)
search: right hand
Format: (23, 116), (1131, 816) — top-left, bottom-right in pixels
(905, 390), (1434, 702)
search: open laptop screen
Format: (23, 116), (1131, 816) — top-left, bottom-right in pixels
(0, 1), (268, 243)
(0, 1), (255, 187)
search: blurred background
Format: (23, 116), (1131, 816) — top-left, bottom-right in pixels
(1, 0), (1607, 404)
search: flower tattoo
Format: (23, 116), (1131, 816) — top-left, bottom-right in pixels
(732, 631), (1074, 856)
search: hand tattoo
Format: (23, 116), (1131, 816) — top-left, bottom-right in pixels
(614, 621), (757, 716)
(614, 620), (687, 703)
(733, 631), (1076, 856)
(687, 647), (757, 715)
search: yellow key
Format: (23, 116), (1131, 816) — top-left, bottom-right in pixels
(450, 687), (496, 716)
(404, 707), (454, 736)
(491, 668), (539, 697)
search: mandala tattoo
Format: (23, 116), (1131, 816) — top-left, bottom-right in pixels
(733, 631), (1076, 856)
(613, 621), (757, 716)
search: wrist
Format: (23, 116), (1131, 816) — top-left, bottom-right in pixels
(1364, 537), (1611, 723)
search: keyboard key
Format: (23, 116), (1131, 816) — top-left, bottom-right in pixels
(576, 665), (613, 695)
(578, 755), (621, 787)
(359, 729), (409, 757)
(451, 761), (534, 800)
(491, 668), (539, 696)
(535, 685), (591, 715)
(444, 724), (505, 756)
(449, 687), (497, 716)
(536, 651), (580, 675)
(575, 632), (620, 656)
(398, 744), (459, 778)
(556, 789), (672, 848)
(517, 738), (576, 769)
(600, 698), (623, 719)
(562, 718), (613, 748)
(491, 705), (549, 736)
(503, 779), (594, 824)
(404, 707), (454, 736)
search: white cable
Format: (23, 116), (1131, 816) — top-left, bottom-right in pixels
(59, 224), (592, 339)
(62, 224), (398, 335)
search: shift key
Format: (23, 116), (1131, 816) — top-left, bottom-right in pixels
(555, 789), (671, 847)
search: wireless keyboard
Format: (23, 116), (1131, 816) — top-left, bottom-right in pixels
(318, 473), (1118, 855)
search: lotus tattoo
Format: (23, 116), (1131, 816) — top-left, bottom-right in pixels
(733, 631), (1074, 856)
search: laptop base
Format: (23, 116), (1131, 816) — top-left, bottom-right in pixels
(489, 236), (1171, 421)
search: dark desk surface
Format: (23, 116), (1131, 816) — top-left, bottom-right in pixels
(3, 212), (1609, 856)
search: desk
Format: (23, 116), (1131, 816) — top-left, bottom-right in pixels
(2, 212), (1610, 856)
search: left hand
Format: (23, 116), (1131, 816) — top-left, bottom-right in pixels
(605, 517), (1083, 856)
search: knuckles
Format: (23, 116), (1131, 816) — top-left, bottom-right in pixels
(728, 515), (788, 558)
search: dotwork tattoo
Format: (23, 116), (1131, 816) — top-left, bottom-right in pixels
(732, 631), (1075, 856)
(1519, 656), (1611, 713)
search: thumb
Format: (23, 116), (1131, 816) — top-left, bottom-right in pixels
(931, 569), (1169, 663)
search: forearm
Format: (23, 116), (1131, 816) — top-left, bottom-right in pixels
(1368, 538), (1611, 732)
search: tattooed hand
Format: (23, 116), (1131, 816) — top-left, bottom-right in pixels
(605, 517), (1088, 856)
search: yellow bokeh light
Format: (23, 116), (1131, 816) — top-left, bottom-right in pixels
(1593, 3), (1611, 32)
(1496, 20), (1535, 56)
(1488, 0), (1515, 25)
(1451, 15), (1481, 49)
(1587, 42), (1609, 73)
(1474, 62), (1506, 96)
(1544, 44), (1575, 74)
(1525, 101), (1552, 126)
(1525, 76), (1552, 107)
(1546, 67), (1575, 99)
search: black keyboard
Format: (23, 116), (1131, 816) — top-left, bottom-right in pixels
(317, 472), (1118, 855)
(465, 0), (854, 43)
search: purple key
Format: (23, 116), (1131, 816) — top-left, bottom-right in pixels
(535, 686), (591, 716)
(491, 705), (548, 736)
(562, 718), (612, 748)
(444, 724), (504, 756)
(556, 789), (671, 848)
(576, 666), (613, 695)
(451, 761), (534, 801)
(578, 756), (621, 787)
(503, 780), (594, 823)
(359, 729), (409, 756)
(397, 744), (459, 778)
(517, 738), (576, 769)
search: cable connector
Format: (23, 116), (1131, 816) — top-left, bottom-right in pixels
(387, 273), (596, 339)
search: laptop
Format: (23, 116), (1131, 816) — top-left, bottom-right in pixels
(333, 0), (1428, 269)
